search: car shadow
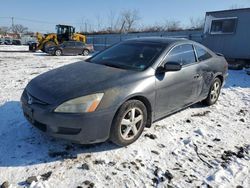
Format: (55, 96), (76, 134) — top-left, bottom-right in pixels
(33, 52), (49, 56)
(189, 102), (207, 109)
(33, 53), (90, 57)
(0, 101), (120, 167)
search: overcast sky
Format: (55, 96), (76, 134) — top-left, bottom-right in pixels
(1, 0), (250, 33)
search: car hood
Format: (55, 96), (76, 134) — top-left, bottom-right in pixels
(26, 61), (137, 104)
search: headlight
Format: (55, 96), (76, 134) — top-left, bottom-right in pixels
(54, 93), (104, 113)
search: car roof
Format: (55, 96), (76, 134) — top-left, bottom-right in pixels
(125, 37), (190, 45)
(64, 41), (74, 43)
(64, 41), (82, 43)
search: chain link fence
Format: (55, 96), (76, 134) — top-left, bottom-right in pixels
(86, 30), (203, 51)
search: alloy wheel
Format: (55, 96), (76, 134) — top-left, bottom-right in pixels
(83, 50), (89, 56)
(55, 50), (61, 56)
(120, 107), (143, 140)
(210, 80), (220, 103)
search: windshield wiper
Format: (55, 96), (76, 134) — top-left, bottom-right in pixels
(101, 62), (124, 69)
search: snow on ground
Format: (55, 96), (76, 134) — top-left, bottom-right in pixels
(0, 45), (29, 51)
(0, 46), (249, 188)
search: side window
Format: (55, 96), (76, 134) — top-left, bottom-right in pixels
(195, 45), (212, 61)
(210, 18), (237, 34)
(75, 42), (83, 47)
(63, 42), (69, 46)
(66, 42), (74, 47)
(167, 44), (196, 66)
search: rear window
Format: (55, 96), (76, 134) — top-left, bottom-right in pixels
(195, 45), (212, 61)
(167, 44), (196, 66)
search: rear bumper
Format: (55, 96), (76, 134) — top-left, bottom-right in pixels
(21, 97), (116, 144)
(88, 48), (95, 53)
(222, 73), (229, 87)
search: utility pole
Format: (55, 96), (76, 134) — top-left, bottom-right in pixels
(85, 22), (87, 33)
(11, 17), (14, 27)
(11, 17), (14, 32)
(80, 18), (84, 33)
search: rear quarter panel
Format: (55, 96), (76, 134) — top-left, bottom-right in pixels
(199, 55), (228, 99)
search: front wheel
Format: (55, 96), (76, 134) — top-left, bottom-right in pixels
(203, 78), (222, 106)
(43, 41), (56, 52)
(110, 100), (147, 146)
(54, 49), (62, 56)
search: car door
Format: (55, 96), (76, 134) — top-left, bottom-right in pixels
(155, 43), (201, 119)
(63, 42), (75, 55)
(74, 42), (84, 55)
(193, 44), (214, 99)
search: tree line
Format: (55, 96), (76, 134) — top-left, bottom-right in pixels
(0, 5), (243, 35)
(81, 9), (205, 35)
(0, 24), (28, 35)
(0, 9), (204, 36)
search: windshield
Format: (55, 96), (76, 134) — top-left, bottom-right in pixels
(88, 42), (166, 71)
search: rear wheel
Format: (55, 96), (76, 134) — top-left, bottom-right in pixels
(203, 78), (222, 106)
(82, 49), (89, 56)
(110, 100), (147, 146)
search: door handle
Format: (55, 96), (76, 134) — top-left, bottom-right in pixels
(194, 74), (201, 79)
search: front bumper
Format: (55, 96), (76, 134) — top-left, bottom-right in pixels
(46, 49), (55, 55)
(21, 93), (116, 144)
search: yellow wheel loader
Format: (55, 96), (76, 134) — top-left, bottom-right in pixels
(32, 24), (86, 52)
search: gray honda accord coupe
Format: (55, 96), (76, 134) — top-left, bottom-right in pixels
(21, 38), (228, 146)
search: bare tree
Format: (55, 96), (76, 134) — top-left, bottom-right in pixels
(102, 10), (123, 33)
(11, 24), (28, 34)
(82, 19), (91, 33)
(189, 17), (205, 30)
(95, 14), (103, 31)
(120, 9), (141, 32)
(0, 26), (10, 35)
(140, 22), (164, 32)
(164, 20), (182, 31)
(107, 10), (116, 32)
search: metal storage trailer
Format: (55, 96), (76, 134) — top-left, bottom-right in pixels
(202, 8), (250, 60)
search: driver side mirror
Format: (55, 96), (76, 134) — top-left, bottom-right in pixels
(162, 61), (182, 72)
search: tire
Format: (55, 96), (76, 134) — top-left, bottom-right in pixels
(54, 49), (62, 56)
(82, 49), (89, 56)
(43, 41), (56, 52)
(203, 78), (222, 106)
(110, 100), (147, 146)
(41, 47), (46, 53)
